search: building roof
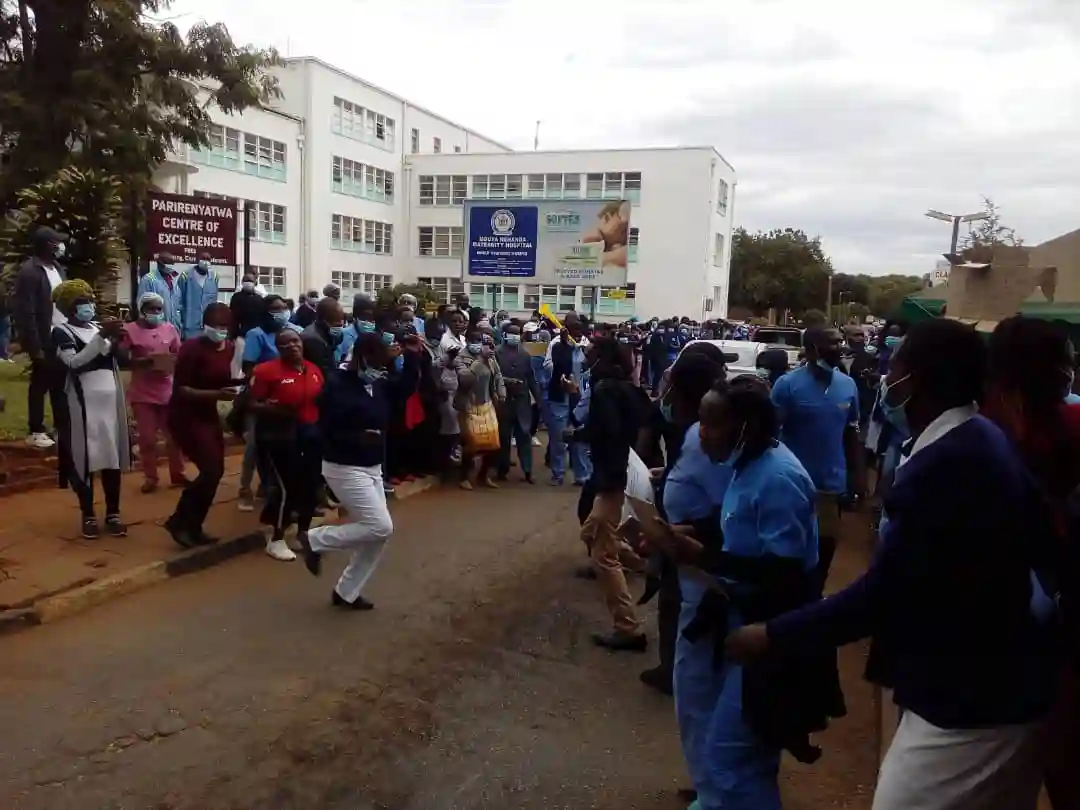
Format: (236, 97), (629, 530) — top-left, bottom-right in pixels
(282, 56), (514, 152)
(408, 144), (736, 174)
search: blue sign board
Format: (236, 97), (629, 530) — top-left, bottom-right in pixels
(467, 205), (538, 278)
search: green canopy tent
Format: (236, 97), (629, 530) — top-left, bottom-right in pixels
(898, 289), (946, 323)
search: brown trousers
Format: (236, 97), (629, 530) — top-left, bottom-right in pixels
(581, 490), (642, 635)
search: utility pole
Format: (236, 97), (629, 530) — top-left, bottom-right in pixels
(925, 209), (989, 255)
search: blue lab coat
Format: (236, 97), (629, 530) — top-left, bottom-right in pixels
(136, 269), (181, 331)
(177, 269), (220, 340)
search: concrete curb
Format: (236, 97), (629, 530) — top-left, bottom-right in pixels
(0, 474), (441, 638)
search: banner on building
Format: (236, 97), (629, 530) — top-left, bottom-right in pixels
(463, 199), (631, 287)
(146, 192), (239, 266)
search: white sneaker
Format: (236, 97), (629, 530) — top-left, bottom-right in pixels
(531, 436), (542, 446)
(26, 432), (55, 449)
(265, 538), (296, 561)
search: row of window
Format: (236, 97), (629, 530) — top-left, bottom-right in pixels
(332, 156), (394, 203)
(193, 125), (288, 181)
(419, 172), (641, 205)
(331, 97), (395, 151)
(418, 225), (639, 259)
(410, 129), (463, 155)
(415, 278), (638, 316)
(330, 271), (393, 296)
(192, 191), (287, 244)
(330, 214), (394, 255)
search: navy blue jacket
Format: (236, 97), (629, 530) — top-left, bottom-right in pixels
(768, 415), (1056, 729)
(319, 354), (420, 468)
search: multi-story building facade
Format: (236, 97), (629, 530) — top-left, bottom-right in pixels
(149, 56), (736, 320)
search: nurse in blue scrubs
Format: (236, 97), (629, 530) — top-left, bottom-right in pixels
(653, 375), (822, 810)
(664, 422), (734, 807)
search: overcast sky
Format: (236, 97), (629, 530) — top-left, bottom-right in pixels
(173, 0), (1080, 277)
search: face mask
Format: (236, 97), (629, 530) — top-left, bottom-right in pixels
(329, 325), (345, 343)
(204, 325), (228, 343)
(241, 281), (255, 292)
(74, 303), (96, 322)
(467, 343), (483, 355)
(815, 358), (835, 373)
(144, 312), (164, 327)
(271, 310), (290, 327)
(357, 320), (376, 334)
(394, 354), (405, 372)
(505, 334), (521, 346)
(381, 331), (396, 347)
(724, 423), (748, 466)
(196, 260), (210, 274)
(54, 242), (67, 259)
(884, 336), (901, 349)
(881, 374), (911, 430)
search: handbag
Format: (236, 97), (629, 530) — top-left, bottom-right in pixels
(461, 400), (500, 453)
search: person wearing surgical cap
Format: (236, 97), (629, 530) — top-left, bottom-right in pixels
(119, 291), (186, 493)
(322, 282), (342, 301)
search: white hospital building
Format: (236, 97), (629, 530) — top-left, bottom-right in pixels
(151, 56), (736, 321)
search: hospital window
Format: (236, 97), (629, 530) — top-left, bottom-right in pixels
(242, 133), (287, 181)
(332, 156), (394, 204)
(628, 227), (639, 262)
(331, 271), (365, 293)
(363, 273), (393, 295)
(252, 266), (286, 296)
(585, 173), (604, 199)
(331, 214), (394, 255)
(419, 175), (467, 206)
(433, 137), (442, 153)
(331, 97), (396, 151)
(248, 201), (286, 244)
(416, 276), (452, 304)
(717, 179), (730, 215)
(410, 128), (420, 154)
(713, 233), (725, 266)
(418, 226), (464, 257)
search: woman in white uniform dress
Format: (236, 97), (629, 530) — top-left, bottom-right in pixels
(51, 279), (131, 539)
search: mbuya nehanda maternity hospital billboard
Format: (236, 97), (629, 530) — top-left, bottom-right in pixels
(463, 199), (631, 287)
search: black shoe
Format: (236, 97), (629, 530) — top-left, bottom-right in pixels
(164, 515), (196, 549)
(591, 631), (648, 652)
(192, 529), (220, 546)
(574, 564), (598, 580)
(639, 666), (674, 696)
(104, 515), (127, 537)
(81, 517), (100, 539)
(331, 590), (373, 610)
(524, 473), (535, 484)
(297, 532), (321, 577)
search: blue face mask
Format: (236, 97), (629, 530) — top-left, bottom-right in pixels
(74, 303), (96, 323)
(271, 310), (290, 327)
(204, 325), (228, 343)
(505, 334), (521, 346)
(394, 354), (404, 372)
(381, 331), (396, 347)
(467, 343), (483, 354)
(357, 320), (376, 334)
(881, 374), (911, 433)
(328, 325), (345, 343)
(144, 312), (164, 327)
(884, 335), (901, 349)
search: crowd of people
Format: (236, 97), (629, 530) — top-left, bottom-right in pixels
(8, 224), (1080, 810)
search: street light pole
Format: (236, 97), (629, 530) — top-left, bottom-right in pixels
(925, 209), (990, 255)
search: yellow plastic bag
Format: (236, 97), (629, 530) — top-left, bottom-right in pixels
(462, 401), (500, 454)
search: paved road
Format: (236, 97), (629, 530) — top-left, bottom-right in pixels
(1, 482), (877, 810)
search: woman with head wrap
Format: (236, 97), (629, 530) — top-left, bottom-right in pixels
(51, 279), (131, 539)
(120, 291), (186, 493)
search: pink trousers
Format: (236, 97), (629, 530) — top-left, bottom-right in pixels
(131, 402), (186, 485)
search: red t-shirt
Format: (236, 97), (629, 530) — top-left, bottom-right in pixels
(250, 358), (324, 425)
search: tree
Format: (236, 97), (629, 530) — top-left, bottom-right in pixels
(960, 196), (1022, 261)
(865, 274), (926, 317)
(376, 282), (441, 314)
(729, 227), (834, 316)
(0, 166), (126, 298)
(0, 0), (281, 208)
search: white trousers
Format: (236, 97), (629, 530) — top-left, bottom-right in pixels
(306, 461), (393, 603)
(873, 710), (1044, 810)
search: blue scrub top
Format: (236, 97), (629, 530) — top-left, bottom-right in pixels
(663, 423), (734, 524)
(721, 442), (819, 583)
(772, 364), (859, 494)
(242, 327), (280, 365)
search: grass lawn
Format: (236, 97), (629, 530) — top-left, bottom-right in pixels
(0, 359), (39, 441)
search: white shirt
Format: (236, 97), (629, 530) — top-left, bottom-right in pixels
(43, 264), (65, 326)
(898, 404), (978, 469)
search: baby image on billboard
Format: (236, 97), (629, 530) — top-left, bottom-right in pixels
(465, 199), (632, 286)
